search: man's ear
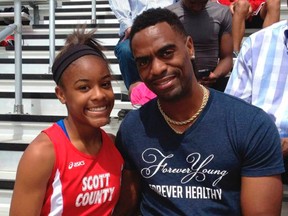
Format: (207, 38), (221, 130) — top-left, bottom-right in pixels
(186, 36), (195, 59)
(55, 86), (66, 104)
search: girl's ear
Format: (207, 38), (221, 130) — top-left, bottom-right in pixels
(55, 86), (66, 104)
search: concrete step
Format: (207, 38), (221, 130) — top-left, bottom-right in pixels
(0, 114), (126, 145)
(42, 18), (117, 25)
(0, 189), (13, 216)
(0, 63), (120, 75)
(1, 48), (117, 60)
(62, 0), (109, 7)
(0, 78), (124, 93)
(0, 94), (132, 116)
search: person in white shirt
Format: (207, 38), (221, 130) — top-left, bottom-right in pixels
(108, 0), (177, 90)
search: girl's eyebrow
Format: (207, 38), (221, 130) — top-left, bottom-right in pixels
(74, 74), (112, 84)
(101, 74), (112, 80)
(74, 79), (89, 86)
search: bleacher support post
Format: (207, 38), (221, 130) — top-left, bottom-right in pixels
(29, 3), (40, 25)
(49, 0), (55, 73)
(92, 0), (96, 24)
(14, 0), (24, 114)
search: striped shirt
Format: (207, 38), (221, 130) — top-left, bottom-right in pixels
(225, 20), (288, 137)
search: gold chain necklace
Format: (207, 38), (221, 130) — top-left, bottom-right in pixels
(166, 121), (186, 134)
(157, 85), (209, 126)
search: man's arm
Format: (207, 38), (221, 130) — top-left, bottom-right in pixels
(213, 5), (233, 80)
(199, 32), (233, 86)
(112, 169), (141, 216)
(200, 5), (233, 86)
(214, 32), (233, 77)
(241, 176), (283, 215)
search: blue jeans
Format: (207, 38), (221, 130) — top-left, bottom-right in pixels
(114, 38), (141, 89)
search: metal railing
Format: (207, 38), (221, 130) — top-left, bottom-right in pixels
(0, 0), (23, 113)
(0, 0), (97, 114)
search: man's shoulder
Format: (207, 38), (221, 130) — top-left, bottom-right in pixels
(212, 89), (261, 113)
(212, 90), (275, 130)
(206, 2), (231, 22)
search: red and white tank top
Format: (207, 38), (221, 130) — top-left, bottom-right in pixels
(40, 123), (123, 216)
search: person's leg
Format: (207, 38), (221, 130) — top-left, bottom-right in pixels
(114, 39), (141, 90)
(260, 0), (280, 28)
(232, 0), (251, 53)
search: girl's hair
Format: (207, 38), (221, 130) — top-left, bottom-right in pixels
(52, 26), (109, 85)
(59, 26), (106, 60)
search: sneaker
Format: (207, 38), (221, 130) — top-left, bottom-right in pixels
(0, 35), (14, 47)
(117, 109), (131, 120)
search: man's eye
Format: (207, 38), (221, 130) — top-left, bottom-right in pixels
(137, 58), (149, 68)
(162, 50), (174, 58)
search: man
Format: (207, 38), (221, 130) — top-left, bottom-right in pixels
(113, 8), (284, 215)
(168, 0), (233, 91)
(108, 0), (177, 90)
(129, 0), (233, 107)
(218, 0), (280, 56)
(225, 16), (288, 183)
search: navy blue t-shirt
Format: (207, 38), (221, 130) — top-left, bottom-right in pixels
(116, 89), (284, 215)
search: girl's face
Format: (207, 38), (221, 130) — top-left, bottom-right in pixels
(56, 55), (114, 129)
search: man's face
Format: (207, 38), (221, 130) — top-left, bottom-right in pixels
(182, 0), (209, 12)
(131, 22), (195, 101)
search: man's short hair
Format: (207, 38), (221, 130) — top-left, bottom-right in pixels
(130, 8), (188, 47)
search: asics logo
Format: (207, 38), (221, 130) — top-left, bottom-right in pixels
(68, 160), (85, 169)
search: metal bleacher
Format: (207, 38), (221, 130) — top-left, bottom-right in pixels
(0, 0), (287, 215)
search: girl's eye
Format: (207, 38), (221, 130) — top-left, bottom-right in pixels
(78, 86), (89, 91)
(102, 81), (112, 89)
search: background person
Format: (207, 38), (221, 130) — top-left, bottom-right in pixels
(114, 8), (284, 215)
(168, 0), (233, 91)
(9, 28), (124, 215)
(108, 0), (177, 91)
(218, 0), (280, 56)
(225, 18), (288, 183)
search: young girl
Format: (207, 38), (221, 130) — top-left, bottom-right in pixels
(10, 28), (124, 215)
